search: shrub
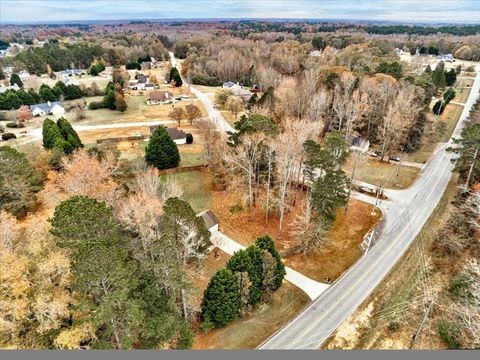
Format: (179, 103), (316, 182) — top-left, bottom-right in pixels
(432, 100), (445, 115)
(186, 133), (193, 144)
(437, 320), (461, 349)
(2, 133), (16, 140)
(126, 61), (141, 70)
(6, 122), (20, 128)
(88, 101), (105, 110)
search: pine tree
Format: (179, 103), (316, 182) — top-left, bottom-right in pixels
(255, 235), (286, 290)
(57, 117), (83, 153)
(445, 69), (457, 87)
(145, 126), (181, 169)
(201, 268), (239, 328)
(42, 118), (65, 150)
(169, 67), (183, 87)
(226, 246), (264, 305)
(10, 73), (23, 88)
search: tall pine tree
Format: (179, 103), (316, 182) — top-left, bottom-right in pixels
(145, 126), (180, 169)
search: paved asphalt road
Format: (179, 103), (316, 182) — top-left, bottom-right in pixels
(169, 52), (235, 133)
(259, 66), (480, 349)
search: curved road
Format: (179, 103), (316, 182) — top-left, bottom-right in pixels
(259, 66), (480, 349)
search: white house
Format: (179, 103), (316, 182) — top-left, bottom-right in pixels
(30, 101), (65, 117)
(18, 70), (31, 81)
(441, 54), (455, 63)
(0, 84), (20, 93)
(63, 77), (80, 86)
(223, 81), (241, 92)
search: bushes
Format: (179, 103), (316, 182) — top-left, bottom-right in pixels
(186, 133), (193, 144)
(126, 61), (141, 70)
(6, 122), (24, 128)
(145, 126), (180, 169)
(2, 133), (16, 140)
(432, 87), (456, 115)
(201, 235), (286, 329)
(89, 62), (105, 76)
(88, 101), (104, 110)
(190, 73), (223, 86)
(437, 320), (461, 349)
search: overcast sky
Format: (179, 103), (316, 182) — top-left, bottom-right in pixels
(1, 0), (480, 24)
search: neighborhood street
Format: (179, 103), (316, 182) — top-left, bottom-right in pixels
(170, 52), (480, 349)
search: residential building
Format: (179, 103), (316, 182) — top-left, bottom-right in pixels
(0, 84), (20, 93)
(149, 125), (187, 144)
(197, 209), (220, 232)
(30, 101), (65, 117)
(18, 70), (30, 81)
(60, 69), (83, 77)
(350, 135), (370, 153)
(147, 91), (174, 105)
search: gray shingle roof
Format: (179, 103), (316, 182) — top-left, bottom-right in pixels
(30, 101), (64, 113)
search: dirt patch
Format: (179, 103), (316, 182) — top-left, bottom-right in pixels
(325, 302), (375, 349)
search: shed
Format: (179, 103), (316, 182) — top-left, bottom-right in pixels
(197, 209), (219, 232)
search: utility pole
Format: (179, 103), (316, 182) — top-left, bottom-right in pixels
(409, 297), (435, 349)
(371, 182), (384, 215)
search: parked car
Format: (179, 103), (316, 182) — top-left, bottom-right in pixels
(389, 156), (400, 162)
(367, 151), (378, 157)
(374, 150), (383, 157)
(359, 185), (376, 194)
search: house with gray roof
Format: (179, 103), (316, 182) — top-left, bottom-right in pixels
(197, 209), (220, 232)
(149, 125), (187, 144)
(0, 84), (20, 93)
(60, 69), (83, 77)
(30, 101), (65, 117)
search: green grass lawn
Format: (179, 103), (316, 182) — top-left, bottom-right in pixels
(162, 171), (212, 212)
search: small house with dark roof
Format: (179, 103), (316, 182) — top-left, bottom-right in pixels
(149, 125), (187, 144)
(197, 210), (219, 232)
(350, 135), (370, 153)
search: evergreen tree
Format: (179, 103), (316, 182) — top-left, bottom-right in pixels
(39, 85), (57, 102)
(447, 123), (480, 187)
(226, 246), (264, 305)
(42, 118), (66, 151)
(201, 268), (239, 328)
(10, 73), (23, 88)
(64, 84), (83, 100)
(445, 68), (457, 86)
(57, 117), (83, 153)
(51, 196), (192, 349)
(432, 99), (445, 115)
(160, 197), (211, 259)
(169, 67), (183, 87)
(255, 235), (286, 290)
(432, 60), (446, 90)
(145, 126), (181, 169)
(4, 91), (22, 110)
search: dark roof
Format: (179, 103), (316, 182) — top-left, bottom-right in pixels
(351, 136), (370, 148)
(198, 210), (219, 229)
(137, 75), (148, 83)
(149, 125), (187, 140)
(149, 91), (172, 101)
(223, 81), (236, 88)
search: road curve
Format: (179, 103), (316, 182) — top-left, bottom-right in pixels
(259, 66), (480, 349)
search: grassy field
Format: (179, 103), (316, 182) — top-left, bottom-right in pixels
(403, 103), (464, 163)
(344, 157), (421, 189)
(163, 171), (212, 212)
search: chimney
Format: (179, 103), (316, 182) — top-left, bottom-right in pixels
(165, 92), (169, 99)
(47, 101), (51, 107)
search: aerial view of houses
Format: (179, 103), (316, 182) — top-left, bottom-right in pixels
(0, 0), (479, 358)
